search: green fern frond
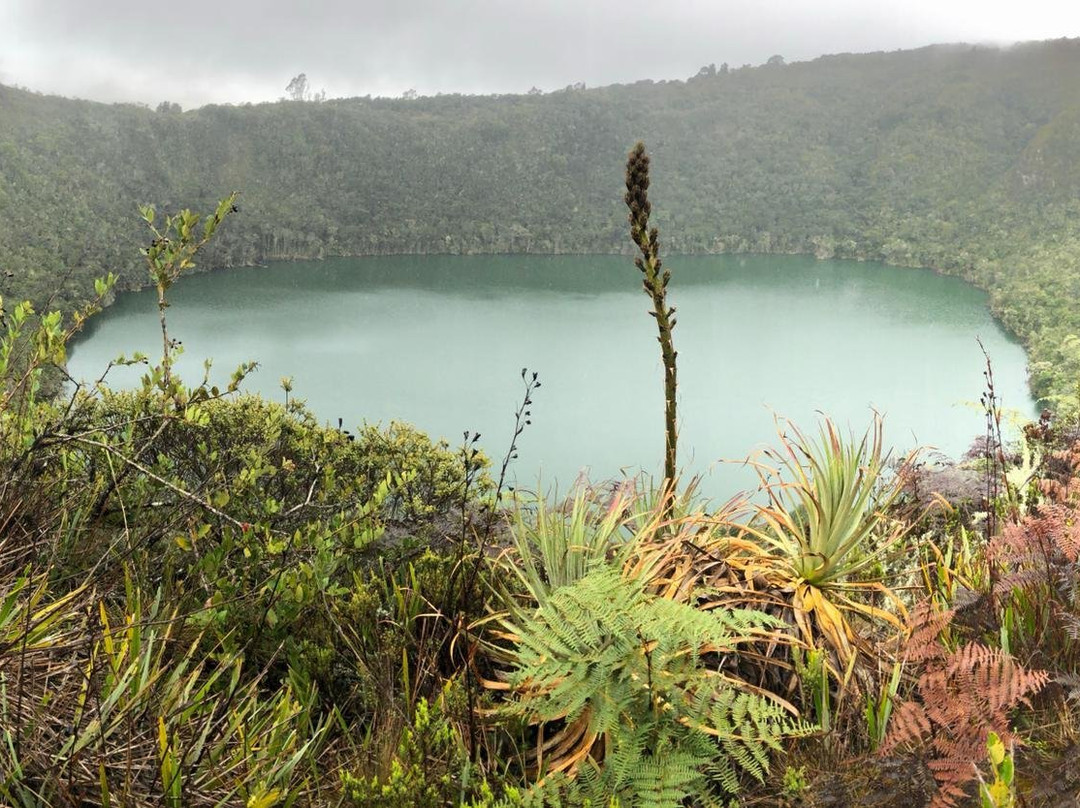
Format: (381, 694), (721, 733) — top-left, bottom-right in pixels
(498, 566), (809, 806)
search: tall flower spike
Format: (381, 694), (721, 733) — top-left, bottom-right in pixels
(625, 142), (678, 516)
(625, 142), (653, 242)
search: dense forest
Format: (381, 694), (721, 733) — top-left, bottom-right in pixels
(2, 38), (1080, 402)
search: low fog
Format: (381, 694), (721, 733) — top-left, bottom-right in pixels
(1, 0), (1078, 108)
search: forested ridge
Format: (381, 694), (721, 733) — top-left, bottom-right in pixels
(3, 38), (1080, 400)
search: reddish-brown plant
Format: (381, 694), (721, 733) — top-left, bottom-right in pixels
(1035, 438), (1080, 504)
(881, 601), (1049, 808)
(989, 482), (1080, 673)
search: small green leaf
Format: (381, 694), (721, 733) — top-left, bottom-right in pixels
(999, 755), (1014, 786)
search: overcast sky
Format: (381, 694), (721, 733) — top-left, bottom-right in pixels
(1, 0), (1078, 109)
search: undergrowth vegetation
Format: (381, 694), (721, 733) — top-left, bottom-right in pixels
(2, 144), (1079, 807)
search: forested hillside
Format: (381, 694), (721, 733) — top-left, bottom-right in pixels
(8, 37), (1080, 808)
(3, 38), (1080, 400)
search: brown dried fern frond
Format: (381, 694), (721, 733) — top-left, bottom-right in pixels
(990, 500), (1080, 671)
(881, 600), (1049, 808)
(1063, 612), (1080, 643)
(993, 503), (1080, 571)
(901, 602), (954, 665)
(1038, 439), (1080, 504)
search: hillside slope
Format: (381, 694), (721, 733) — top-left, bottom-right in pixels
(2, 39), (1080, 400)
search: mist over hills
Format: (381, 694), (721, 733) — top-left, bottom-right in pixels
(2, 38), (1080, 399)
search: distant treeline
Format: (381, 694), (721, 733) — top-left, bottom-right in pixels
(2, 39), (1080, 401)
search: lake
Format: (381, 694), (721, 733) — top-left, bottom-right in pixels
(68, 254), (1035, 499)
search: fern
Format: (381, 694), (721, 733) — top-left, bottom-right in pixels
(882, 601), (1048, 808)
(496, 567), (809, 806)
(1058, 671), (1080, 703)
(990, 500), (1080, 671)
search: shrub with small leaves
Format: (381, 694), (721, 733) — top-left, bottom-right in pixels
(341, 687), (477, 808)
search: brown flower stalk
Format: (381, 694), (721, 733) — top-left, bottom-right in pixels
(625, 142), (679, 511)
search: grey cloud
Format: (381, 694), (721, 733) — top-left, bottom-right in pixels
(1, 0), (1078, 108)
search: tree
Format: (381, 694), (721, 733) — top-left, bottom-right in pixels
(285, 73), (309, 101)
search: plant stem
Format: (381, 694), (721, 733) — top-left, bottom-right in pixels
(625, 142), (678, 512)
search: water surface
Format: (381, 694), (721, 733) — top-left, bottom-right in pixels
(70, 254), (1035, 498)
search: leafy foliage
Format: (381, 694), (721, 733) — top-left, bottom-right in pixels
(719, 416), (914, 680)
(0, 571), (325, 807)
(341, 687), (479, 808)
(496, 483), (643, 608)
(0, 197), (495, 806)
(491, 565), (809, 806)
(749, 416), (913, 586)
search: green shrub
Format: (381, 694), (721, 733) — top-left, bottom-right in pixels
(341, 685), (476, 808)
